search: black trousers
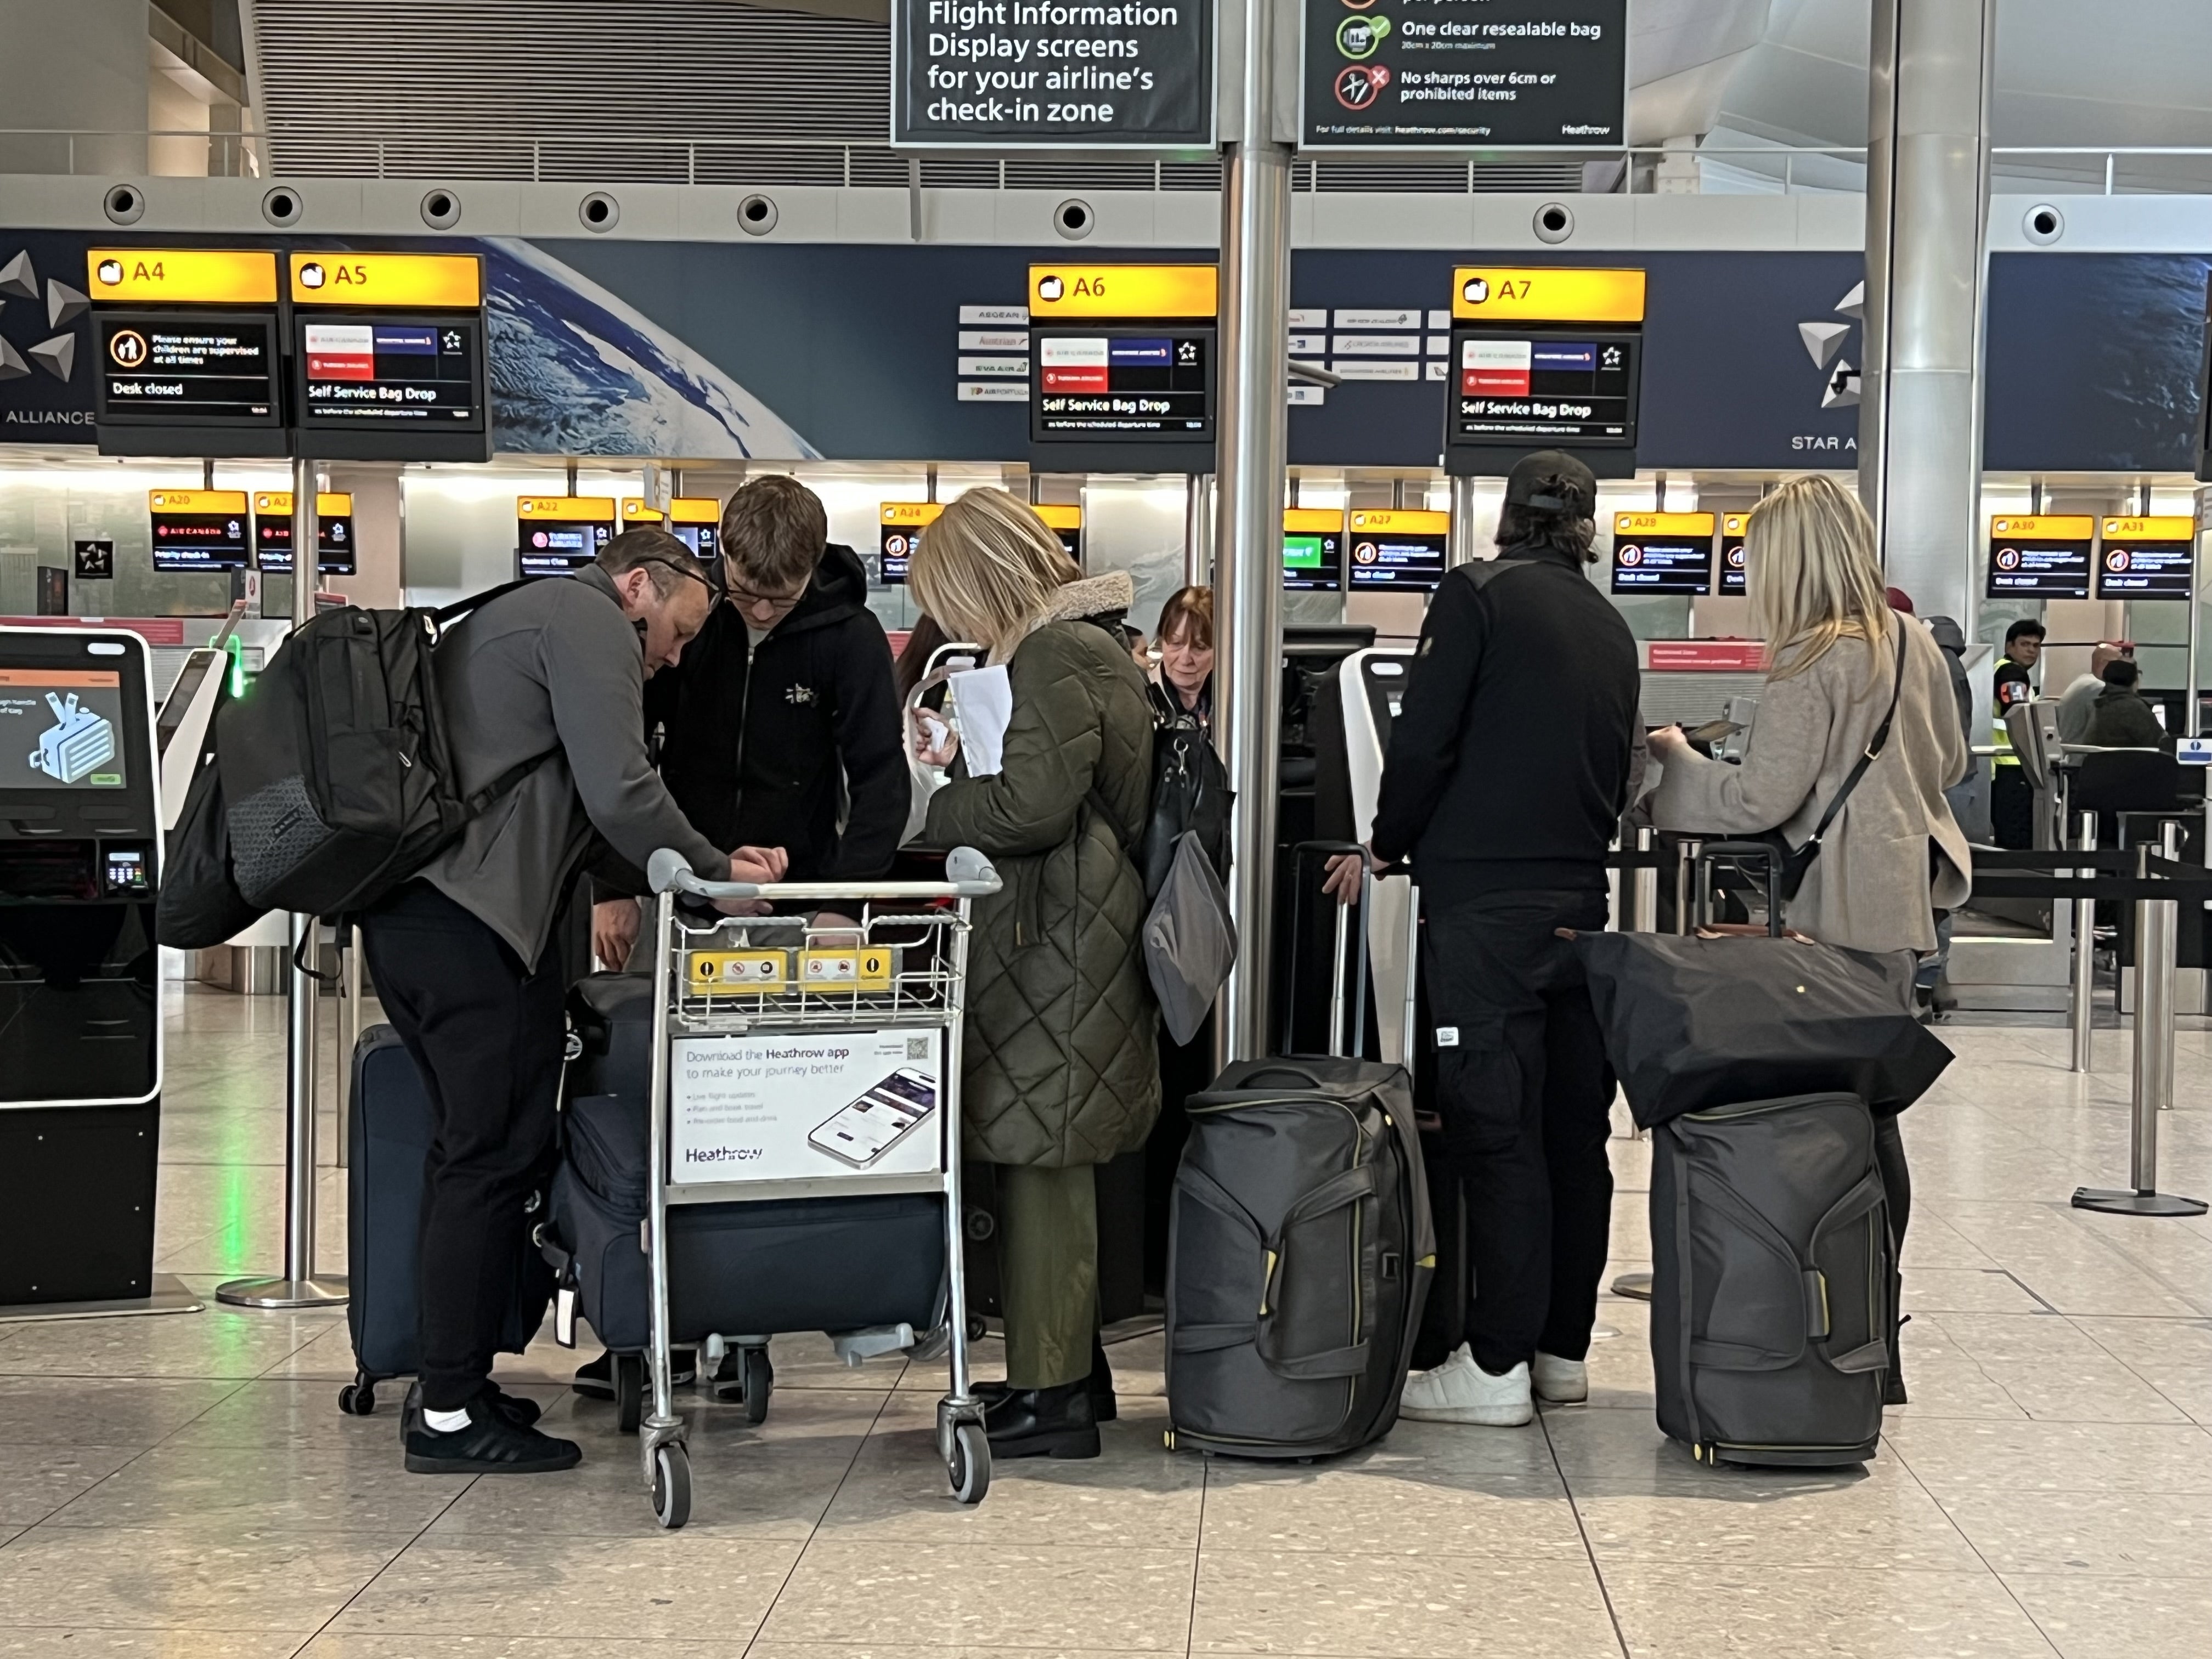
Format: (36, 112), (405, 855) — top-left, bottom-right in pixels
(1422, 888), (1616, 1376)
(1991, 764), (2035, 850)
(361, 882), (567, 1411)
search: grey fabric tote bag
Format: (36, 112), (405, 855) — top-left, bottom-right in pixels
(1144, 830), (1238, 1045)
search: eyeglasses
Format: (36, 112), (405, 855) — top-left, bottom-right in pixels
(724, 575), (809, 616)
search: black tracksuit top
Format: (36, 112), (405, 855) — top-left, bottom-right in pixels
(1369, 542), (1641, 905)
(641, 543), (906, 882)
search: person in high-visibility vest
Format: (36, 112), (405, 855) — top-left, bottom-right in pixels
(1990, 618), (2045, 848)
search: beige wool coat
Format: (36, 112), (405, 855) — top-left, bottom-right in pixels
(1651, 618), (1972, 954)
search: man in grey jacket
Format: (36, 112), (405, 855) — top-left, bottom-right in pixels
(362, 528), (782, 1476)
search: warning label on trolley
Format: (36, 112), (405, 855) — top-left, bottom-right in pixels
(669, 1029), (945, 1183)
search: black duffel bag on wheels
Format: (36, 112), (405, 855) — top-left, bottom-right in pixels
(1164, 1057), (1432, 1460)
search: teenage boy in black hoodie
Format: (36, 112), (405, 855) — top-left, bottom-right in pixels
(575, 475), (905, 1400)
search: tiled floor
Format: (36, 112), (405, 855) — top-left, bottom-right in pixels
(3, 985), (2212, 1656)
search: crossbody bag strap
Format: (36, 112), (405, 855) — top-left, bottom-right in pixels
(1797, 620), (1911, 858)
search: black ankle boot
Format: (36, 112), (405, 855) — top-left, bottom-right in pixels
(984, 1378), (1099, 1460)
(976, 1333), (1116, 1423)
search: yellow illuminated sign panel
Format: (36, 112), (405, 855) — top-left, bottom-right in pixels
(1615, 512), (1716, 537)
(519, 496), (617, 521)
(671, 498), (719, 525)
(1029, 264), (1218, 319)
(621, 499), (663, 523)
(1452, 267), (1647, 324)
(289, 252), (483, 307)
(1350, 509), (1451, 534)
(149, 489), (248, 514)
(1723, 514), (1748, 536)
(1991, 516), (2094, 539)
(882, 503), (944, 527)
(253, 492), (353, 516)
(1034, 504), (1082, 531)
(1283, 508), (1345, 534)
(2102, 517), (2194, 541)
(89, 249), (277, 304)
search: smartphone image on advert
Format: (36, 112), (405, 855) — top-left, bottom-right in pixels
(808, 1068), (939, 1167)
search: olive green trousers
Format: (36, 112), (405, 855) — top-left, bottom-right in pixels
(996, 1161), (1097, 1389)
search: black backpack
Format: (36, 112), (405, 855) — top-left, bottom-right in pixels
(1138, 721), (1232, 900)
(216, 583), (541, 918)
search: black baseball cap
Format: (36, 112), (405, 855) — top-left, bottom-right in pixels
(1503, 450), (1598, 515)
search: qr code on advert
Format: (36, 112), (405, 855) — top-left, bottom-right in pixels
(906, 1037), (930, 1060)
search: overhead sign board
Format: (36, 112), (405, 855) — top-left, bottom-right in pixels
(624, 497), (724, 560)
(1718, 511), (1749, 594)
(88, 249), (284, 458)
(1451, 267), (1646, 325)
(1347, 507), (1448, 594)
(518, 496), (616, 580)
(1987, 515), (2094, 600)
(1283, 506), (1345, 592)
(1034, 501), (1084, 562)
(1611, 511), (1714, 596)
(1028, 265), (1217, 468)
(1301, 0), (1628, 151)
(878, 501), (944, 585)
(252, 491), (356, 577)
(890, 0), (1214, 149)
(2097, 516), (2194, 600)
(1444, 267), (1644, 477)
(287, 252), (489, 463)
(148, 489), (250, 573)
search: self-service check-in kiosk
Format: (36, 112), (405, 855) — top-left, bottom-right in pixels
(0, 627), (178, 1314)
(1338, 647), (1419, 1063)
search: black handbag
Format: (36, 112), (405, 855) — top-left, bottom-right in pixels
(1757, 622), (1911, 902)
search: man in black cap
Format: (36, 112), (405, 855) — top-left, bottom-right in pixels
(1324, 450), (1639, 1428)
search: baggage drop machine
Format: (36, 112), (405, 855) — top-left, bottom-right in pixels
(0, 626), (183, 1317)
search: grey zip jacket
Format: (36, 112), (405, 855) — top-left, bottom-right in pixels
(419, 564), (724, 966)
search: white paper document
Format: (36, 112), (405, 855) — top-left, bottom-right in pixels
(949, 664), (1012, 778)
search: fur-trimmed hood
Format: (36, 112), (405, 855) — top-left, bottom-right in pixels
(1043, 569), (1134, 625)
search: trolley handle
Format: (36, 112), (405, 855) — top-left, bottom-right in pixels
(646, 845), (1003, 902)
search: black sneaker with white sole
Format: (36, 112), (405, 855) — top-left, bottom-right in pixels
(404, 1395), (582, 1475)
(399, 1379), (543, 1445)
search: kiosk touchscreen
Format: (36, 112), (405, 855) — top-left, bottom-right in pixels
(0, 628), (165, 1310)
(518, 496), (615, 579)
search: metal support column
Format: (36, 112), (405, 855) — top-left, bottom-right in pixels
(1859, 0), (1996, 626)
(218, 455), (350, 1310)
(2073, 824), (2207, 1217)
(2190, 484), (2206, 738)
(1184, 473), (1215, 586)
(1447, 473), (1481, 567)
(2070, 811), (2096, 1074)
(1213, 0), (1293, 1063)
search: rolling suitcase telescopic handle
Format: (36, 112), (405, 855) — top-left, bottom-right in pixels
(1694, 840), (1785, 938)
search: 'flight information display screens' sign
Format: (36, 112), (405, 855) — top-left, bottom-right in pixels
(1611, 511), (1714, 596)
(1445, 267), (1644, 476)
(289, 253), (490, 462)
(1301, 0), (1628, 151)
(891, 0), (1215, 148)
(2097, 517), (2194, 600)
(1987, 515), (2093, 600)
(1347, 509), (1448, 594)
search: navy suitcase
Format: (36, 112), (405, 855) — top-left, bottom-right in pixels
(337, 1024), (554, 1416)
(541, 974), (946, 1428)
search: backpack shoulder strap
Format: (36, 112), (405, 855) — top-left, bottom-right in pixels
(1462, 557), (1541, 594)
(432, 578), (534, 629)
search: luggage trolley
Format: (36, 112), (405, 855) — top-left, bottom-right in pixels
(637, 844), (1002, 1528)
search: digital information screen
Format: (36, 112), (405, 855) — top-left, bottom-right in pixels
(878, 503), (942, 585)
(1611, 511), (1714, 596)
(298, 317), (482, 431)
(94, 313), (280, 430)
(2097, 517), (2194, 600)
(252, 492), (356, 576)
(1347, 509), (1448, 594)
(149, 489), (249, 573)
(1718, 514), (1748, 595)
(1300, 0), (1628, 151)
(622, 498), (723, 561)
(1453, 331), (1638, 444)
(0, 669), (126, 789)
(1035, 503), (1083, 565)
(1033, 330), (1213, 440)
(518, 496), (615, 579)
(1988, 515), (2094, 600)
(1283, 508), (1345, 591)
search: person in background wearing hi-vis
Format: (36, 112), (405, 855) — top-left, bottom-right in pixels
(1990, 618), (2045, 849)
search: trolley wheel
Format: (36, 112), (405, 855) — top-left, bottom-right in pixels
(966, 1313), (988, 1342)
(949, 1420), (991, 1505)
(337, 1375), (376, 1417)
(614, 1352), (644, 1435)
(742, 1346), (772, 1425)
(650, 1443), (691, 1530)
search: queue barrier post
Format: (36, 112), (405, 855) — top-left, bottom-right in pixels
(2070, 811), (2097, 1074)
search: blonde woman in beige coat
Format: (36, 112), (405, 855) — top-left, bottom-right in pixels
(1647, 471), (1968, 1404)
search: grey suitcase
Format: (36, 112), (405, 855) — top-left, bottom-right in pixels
(1164, 1056), (1434, 1460)
(1652, 1091), (1893, 1468)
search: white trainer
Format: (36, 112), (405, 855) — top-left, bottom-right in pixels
(1532, 1352), (1588, 1404)
(1398, 1344), (1534, 1426)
